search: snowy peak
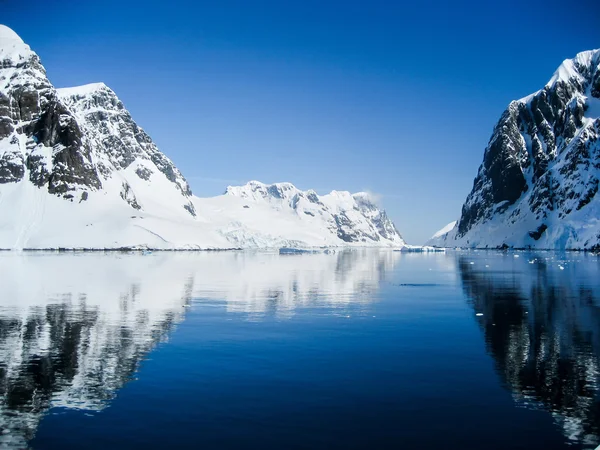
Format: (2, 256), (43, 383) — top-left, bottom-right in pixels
(0, 25), (24, 45)
(225, 181), (404, 246)
(57, 82), (129, 124)
(0, 25), (23, 43)
(514, 49), (600, 105)
(0, 24), (30, 61)
(57, 83), (120, 112)
(226, 181), (379, 212)
(546, 49), (600, 89)
(57, 82), (110, 96)
(225, 180), (302, 204)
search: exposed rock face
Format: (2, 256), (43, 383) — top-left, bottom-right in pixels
(0, 25), (101, 196)
(57, 83), (194, 200)
(437, 50), (600, 249)
(225, 181), (405, 246)
(0, 25), (195, 216)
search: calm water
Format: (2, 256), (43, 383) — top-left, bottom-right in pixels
(1, 250), (599, 449)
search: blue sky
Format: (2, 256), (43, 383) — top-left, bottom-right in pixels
(3, 0), (599, 243)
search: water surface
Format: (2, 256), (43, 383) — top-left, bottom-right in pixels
(1, 250), (599, 449)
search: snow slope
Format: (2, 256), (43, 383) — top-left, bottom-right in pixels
(0, 175), (405, 250)
(0, 175), (406, 250)
(0, 25), (407, 250)
(437, 49), (600, 249)
(425, 221), (457, 247)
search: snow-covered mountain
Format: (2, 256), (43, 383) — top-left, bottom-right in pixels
(0, 25), (405, 250)
(431, 49), (600, 250)
(224, 181), (404, 246)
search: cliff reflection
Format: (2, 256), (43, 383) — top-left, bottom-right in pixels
(459, 254), (600, 447)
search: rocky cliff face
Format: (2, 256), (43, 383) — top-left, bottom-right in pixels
(0, 25), (101, 197)
(0, 25), (195, 216)
(58, 83), (196, 215)
(434, 49), (600, 250)
(225, 181), (405, 246)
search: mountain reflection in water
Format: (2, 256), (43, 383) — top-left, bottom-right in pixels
(3, 250), (599, 449)
(0, 250), (398, 447)
(458, 253), (600, 447)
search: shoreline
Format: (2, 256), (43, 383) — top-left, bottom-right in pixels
(0, 246), (597, 253)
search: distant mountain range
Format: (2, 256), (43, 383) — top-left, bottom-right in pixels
(428, 49), (600, 250)
(0, 25), (404, 250)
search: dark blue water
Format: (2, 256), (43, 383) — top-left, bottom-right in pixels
(1, 250), (599, 449)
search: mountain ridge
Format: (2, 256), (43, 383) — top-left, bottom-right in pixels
(0, 25), (406, 250)
(224, 180), (404, 245)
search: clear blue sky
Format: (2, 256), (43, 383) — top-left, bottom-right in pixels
(3, 0), (599, 243)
